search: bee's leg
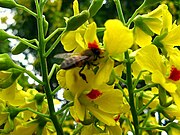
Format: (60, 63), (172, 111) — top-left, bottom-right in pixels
(79, 65), (88, 83)
(91, 62), (99, 66)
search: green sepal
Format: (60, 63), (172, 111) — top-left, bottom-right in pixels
(142, 0), (161, 8)
(0, 0), (17, 9)
(0, 53), (16, 71)
(107, 69), (116, 85)
(36, 116), (48, 135)
(65, 10), (90, 32)
(88, 0), (104, 17)
(0, 68), (22, 89)
(34, 93), (45, 111)
(8, 106), (21, 120)
(0, 29), (14, 41)
(153, 29), (168, 48)
(157, 105), (176, 121)
(158, 85), (172, 107)
(11, 42), (29, 55)
(134, 16), (154, 36)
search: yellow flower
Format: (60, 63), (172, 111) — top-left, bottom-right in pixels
(135, 45), (180, 93)
(103, 19), (133, 57)
(160, 25), (180, 53)
(0, 82), (28, 106)
(168, 126), (180, 135)
(61, 21), (99, 52)
(11, 121), (39, 135)
(164, 104), (180, 120)
(80, 123), (122, 135)
(133, 4), (172, 47)
(58, 68), (129, 126)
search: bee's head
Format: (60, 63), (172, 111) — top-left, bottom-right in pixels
(88, 40), (104, 56)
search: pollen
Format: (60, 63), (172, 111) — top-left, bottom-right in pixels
(88, 40), (99, 49)
(168, 65), (180, 81)
(86, 89), (102, 99)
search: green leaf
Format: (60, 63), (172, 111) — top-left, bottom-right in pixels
(0, 0), (17, 9)
(11, 42), (29, 55)
(0, 68), (22, 89)
(0, 53), (16, 71)
(0, 29), (14, 41)
(65, 10), (90, 32)
(88, 0), (104, 17)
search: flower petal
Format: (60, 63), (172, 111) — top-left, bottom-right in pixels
(104, 19), (133, 55)
(135, 45), (164, 73)
(95, 89), (127, 114)
(87, 105), (116, 126)
(134, 27), (152, 47)
(152, 70), (177, 93)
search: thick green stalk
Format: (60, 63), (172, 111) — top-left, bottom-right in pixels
(114, 0), (139, 134)
(35, 0), (63, 134)
(125, 52), (139, 135)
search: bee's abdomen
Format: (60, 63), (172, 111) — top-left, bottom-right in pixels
(61, 56), (86, 70)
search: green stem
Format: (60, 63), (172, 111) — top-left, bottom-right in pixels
(137, 94), (158, 115)
(114, 1), (139, 134)
(55, 102), (74, 115)
(72, 124), (83, 135)
(44, 30), (65, 58)
(113, 0), (125, 24)
(116, 83), (129, 103)
(35, 0), (63, 134)
(125, 51), (139, 135)
(134, 83), (158, 93)
(97, 27), (105, 32)
(20, 107), (50, 118)
(126, 1), (145, 27)
(14, 65), (43, 84)
(16, 4), (37, 18)
(139, 110), (150, 134)
(115, 74), (127, 84)
(48, 64), (60, 80)
(132, 70), (147, 90)
(13, 36), (38, 50)
(121, 116), (134, 133)
(45, 28), (65, 43)
(51, 85), (61, 96)
(59, 109), (69, 124)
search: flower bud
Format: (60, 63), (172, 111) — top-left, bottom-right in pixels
(0, 29), (14, 41)
(134, 16), (154, 36)
(88, 0), (104, 17)
(35, 93), (45, 105)
(34, 93), (45, 111)
(0, 53), (16, 70)
(65, 10), (90, 32)
(0, 68), (22, 89)
(11, 42), (28, 55)
(0, 0), (17, 9)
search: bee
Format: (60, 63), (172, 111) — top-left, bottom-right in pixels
(55, 46), (104, 82)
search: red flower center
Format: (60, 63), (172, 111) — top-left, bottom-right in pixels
(168, 65), (180, 81)
(86, 89), (102, 99)
(88, 40), (99, 49)
(114, 114), (120, 122)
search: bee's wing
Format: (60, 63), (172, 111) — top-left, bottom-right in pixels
(54, 53), (74, 59)
(54, 53), (79, 59)
(61, 55), (89, 69)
